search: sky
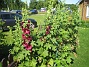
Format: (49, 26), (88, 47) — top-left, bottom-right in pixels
(65, 0), (79, 4)
(21, 0), (79, 6)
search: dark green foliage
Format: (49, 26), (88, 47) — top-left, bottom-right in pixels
(0, 0), (7, 10)
(0, 0), (28, 10)
(29, 0), (59, 10)
(65, 4), (78, 11)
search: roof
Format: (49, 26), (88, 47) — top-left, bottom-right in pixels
(77, 0), (83, 4)
(0, 12), (12, 14)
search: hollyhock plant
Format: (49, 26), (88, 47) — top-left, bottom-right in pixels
(20, 20), (33, 52)
(22, 41), (28, 47)
(20, 22), (24, 26)
(45, 31), (50, 35)
(22, 34), (27, 40)
(25, 45), (32, 51)
(27, 24), (30, 28)
(27, 36), (32, 42)
(20, 22), (24, 29)
(45, 26), (51, 35)
(22, 28), (30, 34)
(28, 20), (30, 23)
(46, 26), (51, 31)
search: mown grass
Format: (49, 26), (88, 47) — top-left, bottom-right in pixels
(70, 28), (89, 67)
(29, 14), (46, 25)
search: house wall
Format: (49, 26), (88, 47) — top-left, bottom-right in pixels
(79, 0), (89, 20)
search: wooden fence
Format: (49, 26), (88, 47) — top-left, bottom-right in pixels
(1, 54), (18, 67)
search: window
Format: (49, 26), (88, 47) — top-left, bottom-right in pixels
(86, 5), (89, 18)
(1, 14), (11, 19)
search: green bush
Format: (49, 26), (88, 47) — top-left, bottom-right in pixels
(5, 0), (80, 67)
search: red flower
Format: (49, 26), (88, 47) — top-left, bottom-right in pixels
(22, 41), (28, 47)
(26, 45), (32, 51)
(22, 28), (30, 34)
(28, 20), (30, 23)
(27, 24), (30, 28)
(22, 34), (27, 40)
(27, 36), (32, 42)
(46, 26), (51, 31)
(20, 22), (24, 26)
(45, 31), (50, 35)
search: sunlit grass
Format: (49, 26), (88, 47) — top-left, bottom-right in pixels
(70, 28), (89, 67)
(28, 14), (46, 25)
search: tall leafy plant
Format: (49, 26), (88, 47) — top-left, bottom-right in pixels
(9, 0), (80, 67)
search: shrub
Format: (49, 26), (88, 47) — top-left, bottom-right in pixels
(7, 0), (80, 67)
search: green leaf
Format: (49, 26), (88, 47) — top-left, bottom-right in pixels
(55, 59), (61, 67)
(4, 30), (14, 45)
(18, 53), (24, 61)
(41, 50), (48, 57)
(51, 38), (56, 43)
(38, 47), (44, 54)
(30, 58), (37, 67)
(62, 52), (68, 58)
(63, 46), (69, 51)
(50, 31), (54, 35)
(31, 40), (37, 46)
(66, 56), (72, 63)
(44, 43), (51, 50)
(37, 39), (44, 46)
(40, 64), (46, 67)
(13, 46), (20, 52)
(48, 58), (54, 66)
(24, 61), (30, 67)
(51, 45), (56, 51)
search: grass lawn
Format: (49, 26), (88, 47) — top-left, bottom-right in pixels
(70, 28), (89, 67)
(29, 14), (46, 25)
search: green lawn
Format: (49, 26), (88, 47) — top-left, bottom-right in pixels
(29, 14), (46, 25)
(70, 28), (89, 67)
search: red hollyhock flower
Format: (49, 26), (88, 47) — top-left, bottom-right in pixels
(28, 20), (30, 23)
(20, 22), (24, 26)
(22, 28), (30, 34)
(27, 36), (32, 42)
(22, 34), (27, 40)
(46, 26), (51, 31)
(26, 45), (32, 51)
(22, 41), (28, 47)
(27, 24), (30, 28)
(45, 31), (50, 35)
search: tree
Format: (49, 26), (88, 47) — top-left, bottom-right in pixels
(0, 0), (7, 10)
(0, 0), (28, 10)
(65, 4), (78, 11)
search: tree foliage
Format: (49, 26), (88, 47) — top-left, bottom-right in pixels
(65, 4), (78, 11)
(0, 0), (28, 10)
(0, 0), (7, 10)
(29, 0), (51, 10)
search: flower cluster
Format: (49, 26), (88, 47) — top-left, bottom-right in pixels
(20, 20), (32, 52)
(45, 25), (51, 35)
